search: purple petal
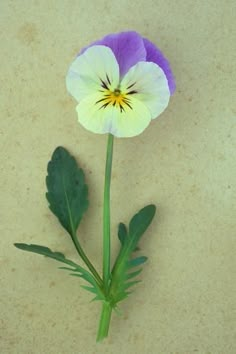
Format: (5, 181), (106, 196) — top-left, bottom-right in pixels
(80, 31), (146, 78)
(142, 38), (176, 95)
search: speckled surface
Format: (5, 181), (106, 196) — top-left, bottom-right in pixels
(0, 1), (235, 353)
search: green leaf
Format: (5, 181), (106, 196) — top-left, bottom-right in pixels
(123, 280), (140, 290)
(127, 256), (148, 268)
(117, 222), (139, 251)
(81, 285), (98, 294)
(14, 243), (104, 300)
(80, 285), (105, 302)
(109, 205), (156, 306)
(14, 243), (79, 268)
(126, 268), (142, 280)
(118, 223), (127, 246)
(46, 146), (88, 236)
(128, 204), (156, 252)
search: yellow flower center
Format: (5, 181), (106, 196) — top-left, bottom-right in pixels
(96, 88), (132, 113)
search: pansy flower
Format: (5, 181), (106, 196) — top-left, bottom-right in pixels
(66, 31), (175, 137)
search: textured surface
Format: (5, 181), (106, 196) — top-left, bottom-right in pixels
(0, 1), (235, 353)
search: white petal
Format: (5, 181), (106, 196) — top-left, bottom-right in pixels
(66, 45), (120, 102)
(120, 61), (170, 119)
(76, 93), (152, 138)
(76, 93), (119, 135)
(112, 96), (152, 137)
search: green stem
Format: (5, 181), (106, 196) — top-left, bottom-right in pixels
(97, 301), (113, 342)
(71, 234), (103, 287)
(103, 133), (114, 293)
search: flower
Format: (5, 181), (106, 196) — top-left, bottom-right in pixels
(66, 31), (175, 138)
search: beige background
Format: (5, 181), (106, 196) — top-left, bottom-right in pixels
(0, 1), (235, 353)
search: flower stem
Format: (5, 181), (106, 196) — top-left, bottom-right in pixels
(103, 133), (114, 293)
(97, 301), (113, 342)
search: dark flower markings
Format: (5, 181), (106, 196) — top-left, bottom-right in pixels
(96, 76), (137, 113)
(100, 79), (109, 90)
(106, 74), (111, 85)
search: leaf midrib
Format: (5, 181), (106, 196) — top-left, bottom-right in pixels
(61, 171), (76, 236)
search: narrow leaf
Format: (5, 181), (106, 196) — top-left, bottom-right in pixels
(127, 256), (148, 268)
(109, 205), (156, 307)
(118, 223), (127, 246)
(14, 243), (79, 268)
(126, 268), (142, 280)
(14, 243), (94, 284)
(58, 266), (76, 271)
(117, 222), (139, 251)
(128, 205), (156, 251)
(124, 280), (141, 290)
(69, 269), (98, 287)
(46, 146), (88, 236)
(58, 267), (99, 288)
(92, 295), (105, 302)
(81, 285), (98, 294)
(14, 243), (104, 299)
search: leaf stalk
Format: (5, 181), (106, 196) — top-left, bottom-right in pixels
(70, 232), (103, 287)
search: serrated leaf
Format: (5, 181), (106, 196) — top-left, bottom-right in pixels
(14, 243), (104, 300)
(109, 205), (156, 306)
(14, 243), (79, 268)
(46, 146), (88, 236)
(67, 268), (98, 287)
(80, 285), (105, 301)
